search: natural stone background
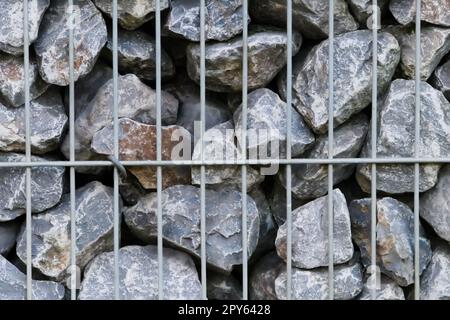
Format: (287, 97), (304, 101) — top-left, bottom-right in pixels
(1, 0), (450, 300)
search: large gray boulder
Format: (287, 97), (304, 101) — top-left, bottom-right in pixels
(390, 0), (450, 27)
(420, 245), (450, 300)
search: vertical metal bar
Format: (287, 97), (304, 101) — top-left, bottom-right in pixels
(23, 0), (33, 301)
(112, 0), (120, 300)
(199, 0), (207, 300)
(241, 0), (249, 301)
(285, 0), (293, 301)
(414, 0), (421, 301)
(327, 0), (335, 301)
(155, 0), (164, 300)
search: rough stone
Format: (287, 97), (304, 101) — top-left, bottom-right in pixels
(249, 252), (284, 300)
(291, 30), (400, 134)
(357, 80), (450, 194)
(0, 0), (50, 55)
(91, 118), (192, 189)
(15, 181), (117, 281)
(349, 197), (432, 286)
(390, 0), (450, 27)
(420, 245), (450, 300)
(123, 185), (260, 273)
(278, 114), (368, 201)
(79, 245), (202, 300)
(207, 272), (242, 300)
(0, 220), (19, 255)
(430, 59), (450, 101)
(186, 26), (302, 93)
(347, 0), (389, 24)
(34, 0), (107, 86)
(357, 275), (405, 300)
(0, 88), (68, 154)
(275, 189), (354, 269)
(0, 153), (65, 222)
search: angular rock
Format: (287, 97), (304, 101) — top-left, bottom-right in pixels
(249, 252), (284, 300)
(291, 30), (400, 134)
(0, 153), (65, 222)
(275, 258), (364, 300)
(349, 197), (432, 286)
(164, 0), (246, 42)
(123, 185), (260, 272)
(0, 220), (19, 255)
(390, 0), (450, 27)
(34, 0), (107, 86)
(278, 114), (368, 200)
(347, 0), (389, 24)
(60, 74), (179, 165)
(207, 272), (242, 300)
(275, 189), (354, 269)
(0, 53), (49, 108)
(79, 245), (201, 300)
(0, 0), (50, 55)
(0, 88), (68, 154)
(186, 26), (302, 93)
(420, 245), (450, 300)
(385, 25), (450, 81)
(103, 28), (175, 81)
(430, 59), (450, 101)
(16, 181), (117, 281)
(91, 118), (192, 189)
(249, 0), (358, 39)
(357, 80), (450, 194)
(357, 275), (405, 300)
(93, 0), (169, 30)
(0, 255), (64, 300)
(233, 88), (315, 159)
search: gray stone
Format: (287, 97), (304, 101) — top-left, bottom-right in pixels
(268, 179), (305, 227)
(249, 252), (284, 300)
(233, 88), (315, 159)
(275, 258), (364, 300)
(0, 0), (50, 55)
(123, 185), (260, 273)
(93, 0), (169, 30)
(347, 0), (389, 24)
(420, 245), (450, 300)
(164, 0), (246, 42)
(385, 25), (450, 81)
(279, 114), (369, 201)
(103, 28), (175, 81)
(0, 220), (19, 255)
(275, 189), (354, 269)
(291, 30), (400, 134)
(0, 254), (64, 300)
(207, 272), (242, 300)
(34, 0), (107, 86)
(349, 197), (432, 286)
(186, 26), (302, 93)
(0, 53), (49, 108)
(357, 80), (450, 194)
(357, 275), (405, 300)
(16, 181), (118, 281)
(249, 0), (358, 39)
(79, 245), (201, 300)
(390, 0), (450, 27)
(0, 153), (65, 222)
(430, 59), (450, 101)
(0, 88), (68, 154)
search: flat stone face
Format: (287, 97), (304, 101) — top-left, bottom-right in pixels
(0, 0), (50, 55)
(278, 114), (368, 201)
(164, 0), (245, 42)
(91, 118), (192, 189)
(0, 255), (65, 300)
(420, 245), (450, 300)
(357, 275), (405, 300)
(430, 59), (450, 101)
(249, 0), (358, 39)
(233, 88), (315, 159)
(93, 0), (169, 30)
(275, 258), (364, 300)
(0, 53), (49, 108)
(0, 220), (19, 255)
(79, 245), (202, 300)
(347, 0), (389, 24)
(349, 197), (432, 287)
(34, 0), (107, 86)
(357, 80), (450, 194)
(291, 30), (400, 134)
(103, 29), (175, 81)
(390, 0), (450, 27)
(207, 272), (242, 300)
(276, 189), (354, 269)
(60, 74), (179, 164)
(249, 252), (284, 300)
(0, 88), (68, 154)
(0, 153), (65, 222)
(16, 181), (117, 281)
(186, 26), (302, 92)
(385, 25), (450, 81)
(123, 185), (260, 273)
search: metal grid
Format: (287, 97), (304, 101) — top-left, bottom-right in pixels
(15, 0), (426, 300)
